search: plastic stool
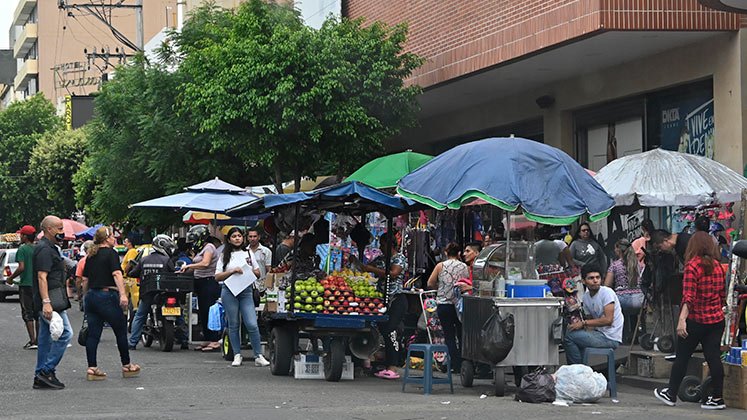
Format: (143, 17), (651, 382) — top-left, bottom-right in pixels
(582, 347), (617, 398)
(402, 343), (454, 395)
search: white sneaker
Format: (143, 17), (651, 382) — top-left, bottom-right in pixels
(255, 354), (270, 367)
(231, 354), (243, 367)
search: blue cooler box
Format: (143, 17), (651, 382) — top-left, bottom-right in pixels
(506, 284), (550, 298)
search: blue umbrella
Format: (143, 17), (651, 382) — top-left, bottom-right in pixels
(129, 177), (258, 213)
(396, 137), (615, 225)
(228, 181), (417, 216)
(75, 224), (104, 240)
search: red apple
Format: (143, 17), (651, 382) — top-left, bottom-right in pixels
(368, 302), (375, 309)
(323, 300), (331, 307)
(377, 303), (384, 308)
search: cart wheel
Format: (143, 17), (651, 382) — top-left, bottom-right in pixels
(700, 376), (713, 404)
(678, 375), (702, 402)
(159, 320), (174, 352)
(657, 335), (674, 353)
(494, 367), (506, 397)
(269, 326), (294, 376)
(142, 313), (153, 348)
(639, 333), (654, 351)
(460, 360), (474, 388)
(324, 338), (345, 382)
(222, 329), (234, 361)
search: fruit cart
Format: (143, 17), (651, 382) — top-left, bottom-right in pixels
(459, 241), (564, 396)
(227, 181), (419, 381)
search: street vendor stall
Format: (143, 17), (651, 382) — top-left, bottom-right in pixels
(227, 181), (420, 382)
(397, 137), (616, 396)
(594, 148), (747, 350)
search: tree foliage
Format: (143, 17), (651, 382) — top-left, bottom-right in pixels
(0, 95), (63, 230)
(28, 128), (89, 219)
(76, 58), (261, 229)
(168, 0), (422, 191)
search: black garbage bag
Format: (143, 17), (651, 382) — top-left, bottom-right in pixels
(516, 370), (556, 403)
(479, 310), (514, 364)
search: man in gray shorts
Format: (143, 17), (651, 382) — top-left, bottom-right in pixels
(6, 225), (38, 349)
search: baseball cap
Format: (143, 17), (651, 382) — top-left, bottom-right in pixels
(17, 225), (36, 235)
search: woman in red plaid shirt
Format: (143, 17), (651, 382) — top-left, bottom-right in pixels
(655, 231), (726, 410)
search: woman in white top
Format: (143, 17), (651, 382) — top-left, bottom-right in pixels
(427, 242), (469, 371)
(214, 227), (270, 367)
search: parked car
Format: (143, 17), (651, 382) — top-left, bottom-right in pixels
(0, 249), (20, 301)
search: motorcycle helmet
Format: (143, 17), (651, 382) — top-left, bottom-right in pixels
(186, 225), (210, 251)
(152, 234), (176, 256)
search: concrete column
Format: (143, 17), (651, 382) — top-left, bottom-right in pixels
(712, 32), (745, 173)
(543, 108), (574, 155)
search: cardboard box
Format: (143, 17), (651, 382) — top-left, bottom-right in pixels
(264, 273), (276, 289)
(629, 351), (672, 379)
(723, 363), (747, 409)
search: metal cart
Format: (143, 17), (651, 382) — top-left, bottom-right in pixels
(265, 311), (387, 381)
(460, 242), (563, 396)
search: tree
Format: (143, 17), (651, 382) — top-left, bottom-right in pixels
(76, 57), (263, 228)
(28, 128), (89, 218)
(0, 95), (63, 230)
(168, 0), (422, 192)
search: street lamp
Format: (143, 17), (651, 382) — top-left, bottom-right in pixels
(699, 0), (747, 13)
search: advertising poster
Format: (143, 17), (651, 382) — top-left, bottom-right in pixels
(659, 96), (715, 158)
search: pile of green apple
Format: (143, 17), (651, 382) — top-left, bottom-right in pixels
(347, 277), (383, 299)
(291, 277), (326, 313)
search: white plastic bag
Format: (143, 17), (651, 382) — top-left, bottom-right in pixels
(50, 311), (64, 341)
(554, 364), (607, 403)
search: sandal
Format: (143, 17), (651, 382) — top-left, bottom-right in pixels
(86, 367), (107, 381)
(200, 342), (221, 352)
(374, 369), (400, 380)
(122, 363), (141, 378)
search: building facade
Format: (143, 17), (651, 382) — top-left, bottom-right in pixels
(344, 0), (747, 178)
(8, 0), (175, 107)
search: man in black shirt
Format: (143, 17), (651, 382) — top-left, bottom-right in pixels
(126, 235), (181, 350)
(32, 215), (73, 390)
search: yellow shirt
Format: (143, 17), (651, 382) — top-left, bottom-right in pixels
(122, 248), (139, 279)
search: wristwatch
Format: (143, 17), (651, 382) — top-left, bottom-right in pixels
(42, 298), (51, 304)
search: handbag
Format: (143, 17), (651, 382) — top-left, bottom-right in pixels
(48, 286), (71, 312)
(252, 283), (261, 307)
(78, 316), (88, 346)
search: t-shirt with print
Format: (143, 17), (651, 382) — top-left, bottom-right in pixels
(373, 252), (407, 299)
(436, 259), (469, 304)
(193, 243), (218, 279)
(215, 250), (260, 292)
(15, 243), (34, 287)
(607, 259), (642, 294)
(582, 285), (624, 343)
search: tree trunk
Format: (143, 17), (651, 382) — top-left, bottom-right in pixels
(273, 163), (283, 194)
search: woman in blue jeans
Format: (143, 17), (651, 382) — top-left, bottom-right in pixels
(214, 227), (270, 367)
(82, 226), (140, 380)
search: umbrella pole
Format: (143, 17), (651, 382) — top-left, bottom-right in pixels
(384, 215), (393, 307)
(503, 211), (511, 297)
(290, 204), (301, 314)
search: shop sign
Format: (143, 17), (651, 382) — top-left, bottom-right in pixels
(53, 61), (100, 89)
(660, 96), (715, 158)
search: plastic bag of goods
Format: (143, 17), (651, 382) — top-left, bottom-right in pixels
(479, 310), (514, 364)
(554, 364), (607, 403)
(50, 311), (64, 341)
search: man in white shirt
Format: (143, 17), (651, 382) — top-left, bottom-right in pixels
(563, 264), (624, 364)
(246, 228), (272, 288)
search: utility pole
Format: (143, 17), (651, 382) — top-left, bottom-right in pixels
(135, 0), (144, 50)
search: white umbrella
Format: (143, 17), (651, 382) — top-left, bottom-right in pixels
(594, 148), (747, 207)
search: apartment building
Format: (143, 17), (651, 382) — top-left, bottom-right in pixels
(8, 0), (175, 107)
(344, 1), (747, 179)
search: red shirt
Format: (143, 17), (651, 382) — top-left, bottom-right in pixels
(682, 256), (726, 324)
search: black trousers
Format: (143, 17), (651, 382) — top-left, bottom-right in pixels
(437, 303), (462, 370)
(667, 319), (724, 401)
(379, 294), (407, 367)
(194, 277), (221, 342)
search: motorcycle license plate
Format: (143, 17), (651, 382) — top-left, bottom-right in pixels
(161, 306), (181, 316)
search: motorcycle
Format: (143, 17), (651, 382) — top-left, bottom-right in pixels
(140, 273), (194, 352)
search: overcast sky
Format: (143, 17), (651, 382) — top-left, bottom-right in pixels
(0, 4), (12, 49)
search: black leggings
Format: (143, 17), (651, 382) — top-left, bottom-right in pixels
(379, 294), (407, 367)
(667, 319), (724, 400)
(437, 304), (462, 370)
(194, 277), (221, 342)
(85, 289), (130, 367)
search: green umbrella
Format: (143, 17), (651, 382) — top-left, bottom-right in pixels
(346, 150), (433, 189)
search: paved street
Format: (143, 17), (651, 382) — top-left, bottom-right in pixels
(0, 298), (741, 420)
